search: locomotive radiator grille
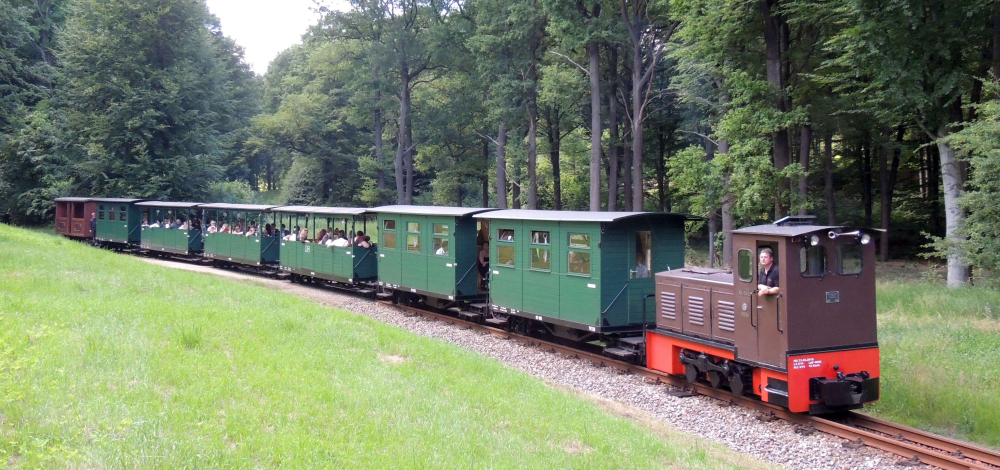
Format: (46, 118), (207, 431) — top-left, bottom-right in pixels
(687, 296), (705, 326)
(660, 291), (677, 320)
(717, 300), (736, 332)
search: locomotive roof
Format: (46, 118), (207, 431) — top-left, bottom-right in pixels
(272, 206), (369, 215)
(370, 205), (495, 217)
(135, 201), (203, 208)
(473, 209), (698, 223)
(732, 224), (883, 237)
(198, 203), (277, 211)
(656, 267), (733, 285)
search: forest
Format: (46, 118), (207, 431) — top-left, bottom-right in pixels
(1, 0), (999, 286)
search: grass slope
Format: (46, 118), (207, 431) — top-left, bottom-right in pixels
(0, 224), (765, 469)
(868, 279), (1000, 449)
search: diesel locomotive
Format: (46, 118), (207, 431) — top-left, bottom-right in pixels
(54, 198), (881, 414)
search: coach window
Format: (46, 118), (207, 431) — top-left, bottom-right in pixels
(98, 205), (105, 220)
(382, 219), (396, 250)
(636, 231), (652, 276)
(567, 232), (591, 276)
(432, 224), (449, 256)
(800, 246), (827, 277)
(497, 228), (515, 267)
(108, 205), (114, 221)
(119, 205), (127, 221)
(73, 203), (84, 219)
(406, 222), (421, 252)
(836, 244), (863, 275)
(737, 249), (753, 282)
(530, 230), (550, 271)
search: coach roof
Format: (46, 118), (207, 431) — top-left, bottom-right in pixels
(473, 209), (699, 223)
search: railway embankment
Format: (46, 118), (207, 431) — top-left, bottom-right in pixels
(0, 224), (768, 469)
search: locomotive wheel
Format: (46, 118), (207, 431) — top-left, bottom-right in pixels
(728, 372), (747, 396)
(684, 364), (699, 384)
(708, 370), (725, 388)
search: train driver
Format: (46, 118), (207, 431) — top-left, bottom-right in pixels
(757, 247), (779, 297)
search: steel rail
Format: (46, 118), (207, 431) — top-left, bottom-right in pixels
(379, 301), (1000, 470)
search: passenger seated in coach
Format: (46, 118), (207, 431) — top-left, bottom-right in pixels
(353, 231), (365, 246)
(142, 218), (149, 227)
(316, 229), (329, 244)
(299, 228), (309, 242)
(207, 221), (217, 233)
(179, 219), (189, 230)
(149, 220), (160, 228)
(281, 224), (288, 237)
(220, 223), (229, 234)
(245, 225), (257, 237)
(362, 235), (372, 248)
(264, 224), (274, 237)
(331, 230), (350, 247)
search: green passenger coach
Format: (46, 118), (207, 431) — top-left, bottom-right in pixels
(200, 203), (279, 267)
(372, 205), (495, 305)
(473, 210), (691, 342)
(273, 206), (378, 285)
(136, 201), (205, 255)
(93, 198), (145, 245)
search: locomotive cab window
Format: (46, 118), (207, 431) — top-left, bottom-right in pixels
(737, 249), (753, 282)
(800, 246), (827, 277)
(836, 244), (863, 275)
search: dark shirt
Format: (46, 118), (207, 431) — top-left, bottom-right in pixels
(759, 265), (779, 288)
(89, 217), (96, 232)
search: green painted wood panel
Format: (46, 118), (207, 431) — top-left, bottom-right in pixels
(400, 215), (428, 291)
(353, 246), (378, 280)
(377, 215), (402, 286)
(426, 216), (456, 297)
(489, 220), (522, 310)
(522, 221), (561, 318)
(558, 222), (601, 325)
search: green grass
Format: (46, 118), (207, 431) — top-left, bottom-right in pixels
(0, 224), (766, 469)
(867, 278), (1000, 449)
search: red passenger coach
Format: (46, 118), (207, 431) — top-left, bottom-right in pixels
(646, 216), (881, 414)
(55, 197), (97, 238)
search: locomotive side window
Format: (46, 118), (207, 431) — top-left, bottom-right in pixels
(837, 244), (863, 275)
(799, 246), (827, 277)
(737, 249), (753, 282)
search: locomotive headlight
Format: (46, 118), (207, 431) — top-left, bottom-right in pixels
(809, 234), (820, 246)
(860, 233), (872, 245)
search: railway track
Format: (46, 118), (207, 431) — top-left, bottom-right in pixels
(381, 301), (1000, 470)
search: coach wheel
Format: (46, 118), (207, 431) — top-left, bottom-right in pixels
(390, 291), (400, 305)
(684, 364), (699, 384)
(708, 370), (726, 389)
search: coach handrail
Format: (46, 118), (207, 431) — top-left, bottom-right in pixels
(601, 280), (630, 315)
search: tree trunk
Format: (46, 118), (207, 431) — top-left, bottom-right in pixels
(705, 137), (716, 268)
(936, 133), (968, 286)
(861, 139), (872, 227)
(496, 123), (508, 209)
(797, 125), (811, 215)
(482, 136), (490, 207)
(607, 46), (619, 212)
(404, 114), (415, 204)
(657, 124), (666, 212)
(630, 41), (644, 211)
(719, 138), (734, 267)
(623, 143), (633, 211)
(928, 143), (941, 233)
(761, 0), (790, 217)
(527, 33), (539, 210)
(374, 65), (385, 200)
(547, 107), (563, 210)
(588, 41), (602, 211)
(394, 71), (409, 204)
(878, 126), (902, 261)
(823, 134), (836, 225)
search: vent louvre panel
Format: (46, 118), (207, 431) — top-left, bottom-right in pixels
(688, 296), (705, 326)
(660, 291), (677, 320)
(717, 300), (735, 332)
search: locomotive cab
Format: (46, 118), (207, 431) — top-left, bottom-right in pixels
(647, 216), (881, 414)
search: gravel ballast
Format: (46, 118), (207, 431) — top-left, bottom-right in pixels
(143, 258), (924, 470)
